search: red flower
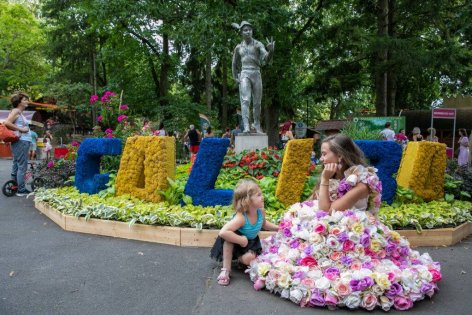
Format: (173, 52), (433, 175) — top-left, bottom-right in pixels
(300, 256), (318, 267)
(256, 174), (264, 179)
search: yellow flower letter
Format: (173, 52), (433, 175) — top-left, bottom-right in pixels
(396, 141), (446, 201)
(116, 136), (175, 203)
(276, 139), (314, 206)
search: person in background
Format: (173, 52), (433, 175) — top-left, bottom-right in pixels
(231, 123), (241, 147)
(184, 124), (201, 154)
(412, 127), (423, 141)
(44, 130), (53, 143)
(221, 128), (231, 139)
(43, 138), (53, 160)
(29, 129), (38, 160)
(458, 128), (469, 167)
(279, 121), (294, 148)
(205, 126), (215, 138)
(380, 122), (395, 141)
(394, 129), (408, 149)
(155, 122), (166, 136)
(426, 127), (439, 142)
(3, 93), (33, 196)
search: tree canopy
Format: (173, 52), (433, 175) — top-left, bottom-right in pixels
(0, 0), (470, 142)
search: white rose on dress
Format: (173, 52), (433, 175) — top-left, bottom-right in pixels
(340, 271), (353, 282)
(287, 249), (300, 262)
(278, 272), (291, 289)
(343, 293), (362, 309)
(346, 174), (358, 186)
(307, 269), (323, 280)
(289, 288), (306, 304)
(294, 229), (310, 241)
(280, 288), (290, 299)
(379, 296), (394, 311)
(315, 276), (331, 291)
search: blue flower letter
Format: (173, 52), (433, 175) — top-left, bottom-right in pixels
(184, 138), (233, 206)
(354, 140), (402, 204)
(75, 138), (122, 194)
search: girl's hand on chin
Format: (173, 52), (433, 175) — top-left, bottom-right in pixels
(322, 163), (338, 181)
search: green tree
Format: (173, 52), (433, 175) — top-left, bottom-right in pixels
(0, 1), (48, 96)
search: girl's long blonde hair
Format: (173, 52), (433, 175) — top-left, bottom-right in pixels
(232, 179), (260, 213)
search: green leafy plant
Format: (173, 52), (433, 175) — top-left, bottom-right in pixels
(341, 121), (383, 140)
(392, 186), (424, 207)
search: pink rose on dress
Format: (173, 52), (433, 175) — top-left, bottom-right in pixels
(330, 251), (342, 261)
(342, 240), (355, 252)
(393, 296), (413, 310)
(253, 279), (265, 290)
(429, 269), (442, 282)
(119, 104), (129, 110)
(314, 223), (327, 234)
(97, 115), (103, 122)
(334, 282), (352, 296)
(299, 256), (318, 267)
(301, 278), (316, 288)
(324, 292), (338, 305)
(361, 293), (378, 311)
(117, 115), (127, 123)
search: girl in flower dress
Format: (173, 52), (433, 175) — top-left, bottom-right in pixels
(211, 179), (279, 286)
(248, 134), (441, 311)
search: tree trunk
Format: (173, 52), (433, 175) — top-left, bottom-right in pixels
(146, 49), (160, 100)
(205, 54), (212, 111)
(264, 101), (279, 146)
(159, 31), (170, 108)
(221, 56), (228, 129)
(375, 0), (389, 116)
(387, 0), (396, 116)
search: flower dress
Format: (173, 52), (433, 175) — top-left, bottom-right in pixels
(247, 165), (441, 311)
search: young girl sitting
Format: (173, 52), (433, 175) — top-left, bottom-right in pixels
(210, 179), (279, 286)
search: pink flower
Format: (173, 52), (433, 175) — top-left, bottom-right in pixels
(314, 223), (327, 234)
(299, 256), (318, 267)
(117, 115), (127, 123)
(301, 278), (316, 288)
(47, 161), (54, 168)
(342, 240), (355, 252)
(324, 292), (337, 305)
(330, 251), (342, 261)
(105, 128), (113, 134)
(393, 296), (413, 310)
(330, 227), (342, 235)
(253, 279), (265, 291)
(350, 260), (363, 270)
(119, 104), (129, 110)
(105, 133), (113, 138)
(89, 94), (99, 104)
(361, 293), (378, 311)
(97, 115), (103, 122)
(71, 141), (80, 147)
(429, 269), (442, 282)
(335, 282), (351, 296)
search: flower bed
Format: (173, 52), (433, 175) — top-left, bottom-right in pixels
(34, 199), (472, 247)
(34, 186), (472, 235)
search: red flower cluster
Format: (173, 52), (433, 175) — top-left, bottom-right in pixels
(221, 147), (284, 179)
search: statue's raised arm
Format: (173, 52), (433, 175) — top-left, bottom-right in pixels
(231, 21), (274, 134)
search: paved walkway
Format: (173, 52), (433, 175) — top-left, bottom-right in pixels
(0, 159), (471, 314)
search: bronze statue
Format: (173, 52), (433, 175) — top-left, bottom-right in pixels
(232, 21), (274, 134)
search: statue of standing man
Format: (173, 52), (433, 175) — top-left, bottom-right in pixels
(232, 21), (274, 134)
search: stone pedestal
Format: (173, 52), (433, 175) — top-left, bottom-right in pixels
(234, 134), (268, 154)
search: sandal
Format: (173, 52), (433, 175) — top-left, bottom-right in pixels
(217, 268), (231, 286)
